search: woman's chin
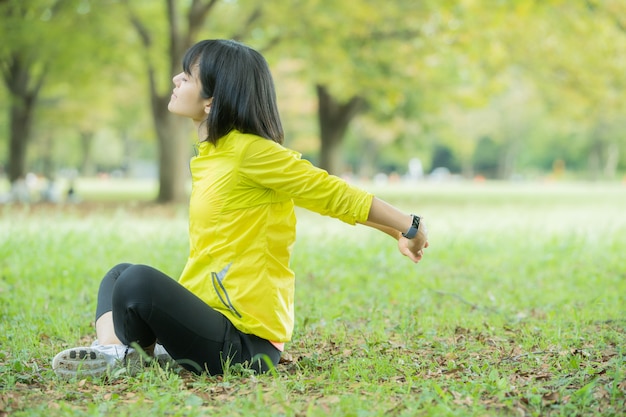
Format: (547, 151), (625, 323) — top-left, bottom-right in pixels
(167, 103), (179, 115)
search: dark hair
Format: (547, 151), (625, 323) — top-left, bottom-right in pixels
(182, 39), (284, 145)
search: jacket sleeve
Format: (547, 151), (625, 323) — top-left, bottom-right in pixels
(239, 138), (373, 225)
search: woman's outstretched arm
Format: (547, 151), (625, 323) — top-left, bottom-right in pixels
(361, 197), (429, 263)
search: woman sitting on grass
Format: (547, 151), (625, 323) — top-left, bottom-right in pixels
(52, 39), (429, 378)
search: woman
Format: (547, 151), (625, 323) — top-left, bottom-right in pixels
(52, 39), (429, 378)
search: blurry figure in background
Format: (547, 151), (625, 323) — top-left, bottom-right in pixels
(40, 177), (60, 203)
(407, 158), (423, 181)
(429, 166), (452, 182)
(10, 177), (30, 203)
(66, 180), (79, 204)
(52, 39), (429, 379)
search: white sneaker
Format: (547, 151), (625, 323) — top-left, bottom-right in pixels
(52, 346), (116, 379)
(52, 341), (175, 379)
(52, 342), (140, 379)
(89, 340), (131, 359)
(90, 340), (173, 361)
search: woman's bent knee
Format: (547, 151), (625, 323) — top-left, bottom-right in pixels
(111, 265), (158, 305)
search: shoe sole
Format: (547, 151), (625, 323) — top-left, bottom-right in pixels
(52, 347), (110, 379)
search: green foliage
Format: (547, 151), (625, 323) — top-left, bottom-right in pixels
(1, 0), (626, 184)
(1, 182), (625, 416)
(472, 136), (500, 178)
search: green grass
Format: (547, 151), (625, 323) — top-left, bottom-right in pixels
(1, 181), (625, 416)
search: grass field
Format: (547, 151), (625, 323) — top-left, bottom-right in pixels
(0, 180), (624, 416)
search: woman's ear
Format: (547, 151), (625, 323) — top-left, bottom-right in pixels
(204, 97), (213, 115)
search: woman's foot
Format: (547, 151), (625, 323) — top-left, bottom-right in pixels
(52, 346), (113, 379)
(52, 342), (176, 379)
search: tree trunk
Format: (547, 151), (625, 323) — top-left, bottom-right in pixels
(316, 84), (364, 175)
(127, 0), (220, 203)
(79, 130), (95, 177)
(319, 128), (344, 175)
(3, 52), (44, 183)
(588, 121), (610, 180)
(498, 141), (520, 180)
(41, 132), (55, 179)
(127, 0), (270, 202)
(461, 159), (474, 179)
(587, 144), (602, 180)
(153, 95), (190, 203)
(7, 94), (35, 183)
(604, 141), (619, 179)
(120, 129), (132, 178)
(0, 0), (42, 185)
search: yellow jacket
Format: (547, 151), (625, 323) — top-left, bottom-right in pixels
(178, 130), (373, 342)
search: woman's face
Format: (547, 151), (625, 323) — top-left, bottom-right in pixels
(168, 69), (212, 122)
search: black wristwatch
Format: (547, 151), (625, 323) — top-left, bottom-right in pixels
(402, 215), (421, 239)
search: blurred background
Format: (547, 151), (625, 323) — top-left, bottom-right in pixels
(1, 0), (625, 204)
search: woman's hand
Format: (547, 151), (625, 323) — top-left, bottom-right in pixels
(398, 220), (429, 263)
(362, 198), (429, 263)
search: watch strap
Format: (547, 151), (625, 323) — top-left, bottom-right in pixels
(402, 215), (420, 239)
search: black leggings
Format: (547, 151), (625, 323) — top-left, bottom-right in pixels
(95, 263), (281, 375)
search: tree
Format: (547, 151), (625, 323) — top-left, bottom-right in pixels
(316, 85), (365, 175)
(0, 0), (56, 185)
(492, 0), (626, 178)
(275, 0), (445, 175)
(0, 0), (128, 188)
(121, 0), (287, 203)
(5, 0), (623, 191)
(399, 0), (626, 179)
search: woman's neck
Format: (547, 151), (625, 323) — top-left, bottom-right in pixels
(194, 120), (206, 142)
